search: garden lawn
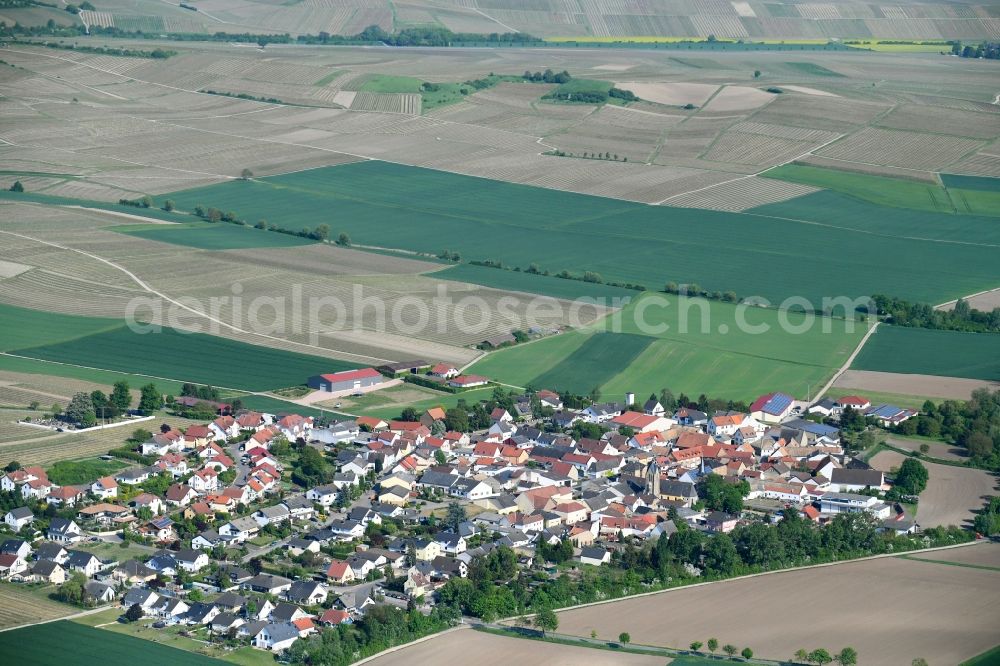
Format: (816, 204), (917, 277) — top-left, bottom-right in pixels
(163, 161), (1000, 305)
(12, 325), (357, 392)
(114, 222), (317, 249)
(47, 457), (128, 485)
(851, 327), (1000, 381)
(0, 621), (225, 665)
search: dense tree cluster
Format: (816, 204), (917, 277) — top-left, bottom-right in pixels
(871, 294), (1000, 333)
(522, 68), (571, 84)
(892, 389), (1000, 470)
(444, 514), (970, 622)
(974, 496), (1000, 536)
(951, 41), (1000, 59)
(288, 604), (459, 665)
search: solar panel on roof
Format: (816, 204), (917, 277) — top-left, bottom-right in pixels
(765, 393), (793, 414)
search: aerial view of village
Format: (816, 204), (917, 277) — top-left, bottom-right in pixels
(0, 0), (998, 663)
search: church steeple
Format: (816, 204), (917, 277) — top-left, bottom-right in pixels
(646, 458), (660, 496)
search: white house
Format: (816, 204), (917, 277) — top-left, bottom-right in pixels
(90, 476), (118, 499)
(254, 623), (300, 651)
(4, 507), (33, 531)
(306, 485), (340, 507)
(175, 549), (210, 572)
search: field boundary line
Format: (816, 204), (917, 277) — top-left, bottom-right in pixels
(0, 229), (394, 366)
(813, 319), (878, 400)
(653, 132), (845, 205)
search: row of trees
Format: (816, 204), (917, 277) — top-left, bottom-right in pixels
(790, 647), (858, 665)
(689, 639), (757, 660)
(871, 293), (1000, 333)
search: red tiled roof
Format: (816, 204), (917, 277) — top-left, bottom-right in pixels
(320, 367), (381, 382)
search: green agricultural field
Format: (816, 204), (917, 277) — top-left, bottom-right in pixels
(851, 327), (1000, 381)
(434, 264), (638, 301)
(471, 293), (868, 401)
(10, 319), (357, 392)
(0, 621), (225, 665)
(765, 164), (1000, 216)
(0, 304), (122, 352)
(163, 161), (1000, 305)
(354, 74), (469, 112)
(941, 174), (1000, 192)
(114, 222), (317, 250)
(531, 332), (653, 395)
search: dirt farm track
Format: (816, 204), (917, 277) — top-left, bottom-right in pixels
(554, 544), (1000, 666)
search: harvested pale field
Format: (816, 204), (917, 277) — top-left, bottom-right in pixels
(213, 244), (441, 277)
(780, 84), (839, 97)
(363, 627), (664, 666)
(908, 541), (1000, 568)
(614, 82), (718, 107)
(833, 369), (1000, 401)
(0, 260), (31, 279)
(665, 176), (818, 211)
(818, 127), (985, 171)
(701, 85), (774, 112)
(702, 131), (816, 166)
(0, 583), (78, 630)
(877, 105), (1000, 140)
(869, 450), (998, 527)
(556, 554), (1000, 666)
(938, 287), (1000, 312)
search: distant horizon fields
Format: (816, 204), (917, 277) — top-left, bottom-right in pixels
(163, 160), (1000, 307)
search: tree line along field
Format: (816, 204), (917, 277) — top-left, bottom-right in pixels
(0, 621), (225, 665)
(470, 293), (867, 401)
(114, 222), (318, 250)
(851, 327), (1000, 382)
(2, 303), (355, 392)
(164, 160), (1000, 305)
